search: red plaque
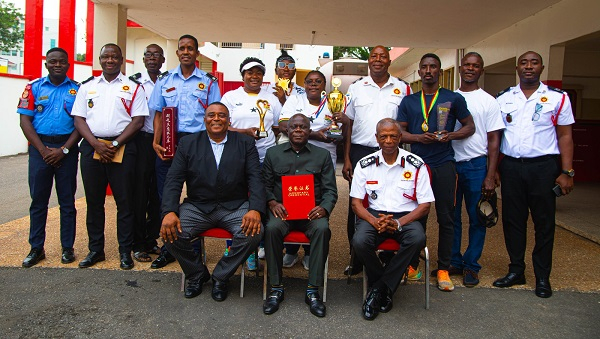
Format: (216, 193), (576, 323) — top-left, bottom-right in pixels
(162, 107), (178, 159)
(282, 174), (315, 220)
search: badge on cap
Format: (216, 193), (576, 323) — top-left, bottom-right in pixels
(88, 99), (94, 108)
(370, 191), (378, 200)
(36, 104), (44, 112)
(198, 82), (206, 90)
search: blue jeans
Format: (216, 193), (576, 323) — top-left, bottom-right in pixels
(452, 156), (487, 272)
(28, 142), (78, 250)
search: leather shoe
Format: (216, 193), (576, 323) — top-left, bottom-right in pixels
(305, 291), (326, 317)
(184, 274), (211, 299)
(344, 264), (363, 276)
(362, 288), (383, 320)
(120, 252), (134, 270)
(61, 248), (75, 264)
(263, 289), (285, 315)
(379, 290), (393, 313)
(151, 250), (176, 269)
(78, 251), (105, 268)
(212, 279), (229, 302)
(493, 272), (526, 288)
(535, 278), (552, 298)
(22, 248), (45, 268)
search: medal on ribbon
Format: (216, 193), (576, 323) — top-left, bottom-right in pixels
(420, 88), (440, 132)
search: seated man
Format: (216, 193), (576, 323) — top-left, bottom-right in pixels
(262, 114), (338, 317)
(351, 118), (434, 320)
(160, 102), (265, 301)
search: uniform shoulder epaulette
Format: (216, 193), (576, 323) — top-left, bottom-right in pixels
(206, 72), (218, 82)
(406, 155), (423, 168)
(360, 155), (378, 168)
(495, 87), (511, 98)
(157, 71), (169, 81)
(547, 86), (565, 94)
(79, 75), (95, 86)
(351, 77), (363, 85)
(129, 72), (142, 84)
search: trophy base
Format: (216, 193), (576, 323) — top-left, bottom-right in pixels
(326, 131), (343, 140)
(256, 130), (268, 139)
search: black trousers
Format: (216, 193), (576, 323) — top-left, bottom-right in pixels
(79, 139), (136, 254)
(132, 132), (161, 252)
(347, 144), (379, 246)
(500, 155), (558, 279)
(352, 209), (425, 294)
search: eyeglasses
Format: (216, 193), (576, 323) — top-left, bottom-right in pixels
(277, 62), (295, 70)
(144, 52), (163, 58)
(304, 79), (323, 85)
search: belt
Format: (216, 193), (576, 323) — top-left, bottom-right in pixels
(457, 155), (486, 163)
(94, 135), (117, 141)
(140, 131), (154, 137)
(351, 143), (379, 153)
(504, 155), (557, 163)
(38, 134), (70, 144)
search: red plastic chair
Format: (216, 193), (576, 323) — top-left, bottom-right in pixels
(262, 230), (329, 302)
(180, 228), (254, 298)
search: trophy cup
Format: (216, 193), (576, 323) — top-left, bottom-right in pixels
(255, 99), (270, 138)
(324, 77), (345, 140)
(435, 103), (451, 140)
(277, 78), (291, 96)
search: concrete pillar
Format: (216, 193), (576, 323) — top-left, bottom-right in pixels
(166, 39), (179, 70)
(23, 0), (43, 78)
(59, 0), (76, 79)
(92, 3), (128, 74)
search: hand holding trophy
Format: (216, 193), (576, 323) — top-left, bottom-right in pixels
(324, 77), (345, 140)
(276, 78), (291, 96)
(435, 103), (451, 140)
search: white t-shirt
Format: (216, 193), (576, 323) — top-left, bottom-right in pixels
(221, 86), (282, 162)
(453, 88), (505, 162)
(280, 94), (341, 164)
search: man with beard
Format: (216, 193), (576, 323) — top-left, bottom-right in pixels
(17, 47), (81, 267)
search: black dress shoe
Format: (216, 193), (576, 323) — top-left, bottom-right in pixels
(61, 248), (75, 264)
(22, 248), (45, 268)
(120, 252), (134, 270)
(493, 272), (526, 288)
(212, 279), (229, 302)
(151, 250), (176, 269)
(379, 290), (393, 313)
(184, 274), (210, 299)
(535, 278), (552, 298)
(263, 289), (285, 315)
(305, 291), (326, 317)
(362, 288), (383, 321)
(78, 251), (105, 268)
(344, 265), (363, 276)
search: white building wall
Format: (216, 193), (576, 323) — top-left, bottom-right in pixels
(0, 76), (31, 156)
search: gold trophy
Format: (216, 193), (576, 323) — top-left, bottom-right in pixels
(277, 78), (291, 95)
(324, 77), (344, 140)
(255, 99), (270, 138)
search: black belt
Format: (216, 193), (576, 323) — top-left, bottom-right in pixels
(457, 155), (487, 163)
(504, 155), (557, 163)
(351, 143), (379, 154)
(140, 131), (154, 137)
(38, 134), (70, 144)
(94, 135), (117, 141)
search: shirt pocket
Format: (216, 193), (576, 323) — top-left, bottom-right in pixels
(274, 166), (291, 177)
(397, 179), (415, 200)
(387, 94), (402, 108)
(162, 90), (177, 106)
(116, 91), (133, 112)
(191, 89), (208, 107)
(34, 98), (50, 114)
(63, 96), (76, 114)
(365, 182), (381, 196)
(85, 92), (100, 112)
(532, 104), (554, 126)
(500, 103), (517, 125)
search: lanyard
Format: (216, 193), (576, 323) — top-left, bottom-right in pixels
(313, 96), (327, 119)
(420, 88), (440, 126)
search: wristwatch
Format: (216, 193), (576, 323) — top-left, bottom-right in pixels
(61, 146), (69, 155)
(395, 219), (402, 232)
(112, 140), (120, 148)
(561, 169), (575, 178)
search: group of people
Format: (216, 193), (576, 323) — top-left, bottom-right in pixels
(17, 35), (574, 320)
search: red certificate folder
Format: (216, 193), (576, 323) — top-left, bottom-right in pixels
(162, 107), (178, 159)
(282, 174), (315, 220)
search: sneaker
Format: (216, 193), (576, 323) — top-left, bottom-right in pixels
(437, 270), (455, 291)
(407, 266), (422, 281)
(258, 246), (265, 260)
(246, 253), (258, 271)
(463, 269), (480, 287)
(224, 246), (231, 257)
(302, 255), (310, 271)
(282, 253), (298, 268)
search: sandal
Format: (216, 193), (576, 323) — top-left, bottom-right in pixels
(133, 251), (152, 262)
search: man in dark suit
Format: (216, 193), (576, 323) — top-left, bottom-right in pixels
(160, 102), (266, 301)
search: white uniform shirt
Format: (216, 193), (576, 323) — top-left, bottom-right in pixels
(72, 73), (149, 138)
(350, 148), (434, 213)
(221, 86), (282, 162)
(346, 75), (411, 148)
(138, 70), (157, 133)
(453, 88), (505, 162)
(497, 83), (574, 158)
(280, 94), (341, 164)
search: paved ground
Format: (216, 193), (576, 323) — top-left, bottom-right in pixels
(1, 153), (599, 337)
